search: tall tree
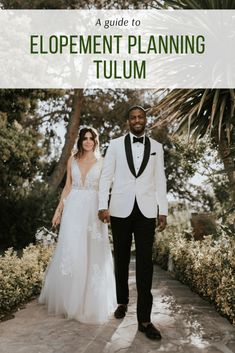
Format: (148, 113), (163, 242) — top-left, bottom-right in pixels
(47, 89), (84, 193)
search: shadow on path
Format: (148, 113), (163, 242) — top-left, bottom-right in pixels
(0, 260), (235, 353)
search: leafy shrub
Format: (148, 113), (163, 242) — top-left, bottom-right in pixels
(154, 224), (235, 325)
(0, 186), (59, 250)
(0, 244), (54, 317)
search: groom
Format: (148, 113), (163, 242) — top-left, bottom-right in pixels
(98, 106), (168, 340)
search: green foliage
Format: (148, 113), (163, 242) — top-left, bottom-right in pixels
(157, 136), (219, 212)
(152, 89), (235, 204)
(0, 89), (64, 125)
(0, 114), (42, 198)
(206, 168), (234, 221)
(152, 89), (235, 144)
(154, 212), (235, 325)
(195, 146), (234, 218)
(0, 0), (75, 8)
(2, 0), (234, 11)
(0, 112), (48, 249)
(81, 89), (147, 148)
(0, 0), (150, 9)
(0, 88), (67, 249)
(5, 0), (235, 10)
(0, 185), (59, 249)
(163, 136), (206, 201)
(0, 244), (54, 318)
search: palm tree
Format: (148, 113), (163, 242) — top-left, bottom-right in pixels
(151, 0), (235, 10)
(150, 1), (235, 201)
(151, 90), (235, 196)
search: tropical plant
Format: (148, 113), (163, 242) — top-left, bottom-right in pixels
(151, 89), (235, 202)
(151, 0), (235, 208)
(152, 0), (235, 9)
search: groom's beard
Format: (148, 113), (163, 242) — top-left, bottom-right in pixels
(129, 126), (146, 136)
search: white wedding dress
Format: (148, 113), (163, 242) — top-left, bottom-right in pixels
(39, 157), (116, 324)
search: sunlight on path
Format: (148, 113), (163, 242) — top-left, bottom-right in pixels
(0, 262), (235, 353)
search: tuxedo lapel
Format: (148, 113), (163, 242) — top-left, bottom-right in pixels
(137, 136), (150, 178)
(124, 134), (151, 178)
(124, 134), (136, 177)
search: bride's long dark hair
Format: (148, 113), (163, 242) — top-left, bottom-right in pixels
(74, 127), (99, 159)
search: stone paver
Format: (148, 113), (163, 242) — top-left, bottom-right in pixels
(0, 260), (235, 353)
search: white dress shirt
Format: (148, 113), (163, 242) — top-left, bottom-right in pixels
(129, 132), (145, 175)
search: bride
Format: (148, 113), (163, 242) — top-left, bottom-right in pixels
(39, 127), (116, 324)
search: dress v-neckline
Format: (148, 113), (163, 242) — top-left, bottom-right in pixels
(76, 158), (98, 186)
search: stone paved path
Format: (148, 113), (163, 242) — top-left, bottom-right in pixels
(0, 260), (235, 353)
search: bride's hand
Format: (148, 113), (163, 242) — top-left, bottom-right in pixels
(52, 209), (62, 227)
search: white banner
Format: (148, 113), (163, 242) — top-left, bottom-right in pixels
(0, 10), (234, 88)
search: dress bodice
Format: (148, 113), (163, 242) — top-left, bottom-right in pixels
(71, 157), (102, 191)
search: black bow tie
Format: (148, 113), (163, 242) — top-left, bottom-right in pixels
(133, 136), (144, 144)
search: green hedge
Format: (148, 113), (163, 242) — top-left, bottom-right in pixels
(154, 226), (235, 325)
(0, 244), (53, 318)
(0, 188), (59, 250)
(1, 225), (234, 325)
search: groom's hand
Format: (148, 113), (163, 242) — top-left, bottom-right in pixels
(98, 209), (110, 224)
(157, 215), (167, 232)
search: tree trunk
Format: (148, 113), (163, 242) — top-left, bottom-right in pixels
(218, 128), (235, 202)
(47, 89), (84, 193)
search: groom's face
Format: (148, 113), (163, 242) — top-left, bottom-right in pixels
(128, 109), (147, 136)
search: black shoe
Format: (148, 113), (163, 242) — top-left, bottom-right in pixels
(138, 322), (162, 340)
(114, 304), (128, 319)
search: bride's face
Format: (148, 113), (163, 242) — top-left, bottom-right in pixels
(82, 132), (95, 152)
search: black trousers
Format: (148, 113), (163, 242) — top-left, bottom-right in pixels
(110, 200), (156, 323)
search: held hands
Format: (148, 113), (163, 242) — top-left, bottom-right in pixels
(97, 210), (166, 230)
(157, 215), (167, 232)
(98, 209), (110, 224)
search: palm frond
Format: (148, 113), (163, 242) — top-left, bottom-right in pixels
(230, 89), (235, 118)
(197, 89), (210, 115)
(218, 96), (227, 141)
(209, 90), (220, 135)
(152, 0), (235, 9)
(151, 89), (235, 144)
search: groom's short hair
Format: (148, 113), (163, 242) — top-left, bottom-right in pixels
(127, 105), (147, 119)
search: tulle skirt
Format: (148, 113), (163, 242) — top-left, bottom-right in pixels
(39, 189), (116, 324)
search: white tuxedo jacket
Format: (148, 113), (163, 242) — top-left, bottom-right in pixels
(99, 134), (168, 218)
